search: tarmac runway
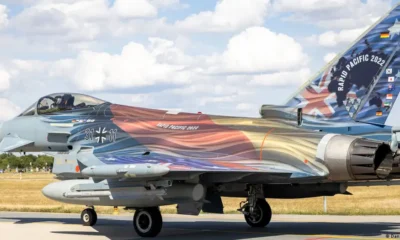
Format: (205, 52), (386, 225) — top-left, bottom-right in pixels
(0, 212), (400, 240)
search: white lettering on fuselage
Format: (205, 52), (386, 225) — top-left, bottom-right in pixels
(156, 123), (199, 131)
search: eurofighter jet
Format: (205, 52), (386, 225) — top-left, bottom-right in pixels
(0, 92), (397, 237)
(2, 3), (400, 239)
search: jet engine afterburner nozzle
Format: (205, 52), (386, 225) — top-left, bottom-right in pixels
(317, 134), (394, 181)
(373, 143), (393, 179)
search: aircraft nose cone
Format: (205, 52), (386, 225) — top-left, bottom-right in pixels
(42, 182), (64, 201)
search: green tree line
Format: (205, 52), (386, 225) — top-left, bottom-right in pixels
(0, 154), (54, 170)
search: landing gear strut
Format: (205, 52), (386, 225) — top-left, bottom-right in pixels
(133, 207), (163, 237)
(81, 207), (97, 226)
(238, 185), (272, 228)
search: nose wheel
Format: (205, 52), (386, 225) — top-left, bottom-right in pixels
(133, 207), (163, 237)
(81, 208), (97, 226)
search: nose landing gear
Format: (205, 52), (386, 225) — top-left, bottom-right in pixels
(81, 207), (97, 226)
(80, 205), (163, 238)
(238, 185), (272, 228)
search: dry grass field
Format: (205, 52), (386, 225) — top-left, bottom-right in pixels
(1, 173), (400, 215)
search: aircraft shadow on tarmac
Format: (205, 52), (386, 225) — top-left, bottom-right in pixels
(2, 216), (400, 239)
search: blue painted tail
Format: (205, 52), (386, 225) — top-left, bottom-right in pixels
(286, 4), (400, 126)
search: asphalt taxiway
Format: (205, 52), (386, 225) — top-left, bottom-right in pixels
(0, 212), (399, 239)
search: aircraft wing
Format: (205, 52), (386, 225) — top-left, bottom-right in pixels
(0, 135), (33, 152)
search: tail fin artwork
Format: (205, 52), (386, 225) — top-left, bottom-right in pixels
(286, 4), (400, 126)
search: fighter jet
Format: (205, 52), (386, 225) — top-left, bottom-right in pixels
(1, 3), (400, 239)
(0, 92), (398, 237)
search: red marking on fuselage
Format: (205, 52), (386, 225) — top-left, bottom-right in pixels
(209, 160), (257, 171)
(259, 129), (275, 160)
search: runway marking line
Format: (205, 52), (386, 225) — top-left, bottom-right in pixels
(29, 222), (72, 225)
(305, 235), (391, 240)
(167, 228), (273, 236)
(0, 222), (393, 240)
(166, 227), (392, 240)
(0, 221), (79, 226)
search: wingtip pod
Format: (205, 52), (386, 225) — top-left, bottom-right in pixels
(81, 164), (170, 179)
(285, 4), (400, 126)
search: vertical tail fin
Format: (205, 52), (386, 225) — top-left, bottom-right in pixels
(286, 4), (400, 126)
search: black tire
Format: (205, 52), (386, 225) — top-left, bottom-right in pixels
(133, 207), (163, 237)
(81, 208), (97, 226)
(244, 199), (272, 228)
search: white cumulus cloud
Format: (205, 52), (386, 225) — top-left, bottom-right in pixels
(213, 27), (308, 73)
(0, 67), (10, 92)
(175, 0), (269, 32)
(273, 0), (391, 30)
(273, 0), (348, 12)
(236, 103), (257, 111)
(12, 0), (108, 42)
(0, 4), (8, 30)
(317, 27), (367, 47)
(10, 0), (166, 46)
(324, 52), (337, 63)
(24, 26), (310, 94)
(248, 68), (311, 87)
(150, 0), (186, 9)
(112, 0), (158, 18)
(0, 98), (20, 121)
(69, 38), (192, 91)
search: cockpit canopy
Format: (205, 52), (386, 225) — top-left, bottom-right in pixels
(19, 93), (108, 116)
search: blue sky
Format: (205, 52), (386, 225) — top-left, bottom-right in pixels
(0, 0), (399, 125)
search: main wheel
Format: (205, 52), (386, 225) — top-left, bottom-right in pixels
(133, 207), (163, 237)
(81, 208), (97, 226)
(244, 199), (272, 228)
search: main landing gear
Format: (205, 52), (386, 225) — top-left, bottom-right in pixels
(133, 207), (163, 237)
(81, 207), (97, 226)
(238, 185), (272, 228)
